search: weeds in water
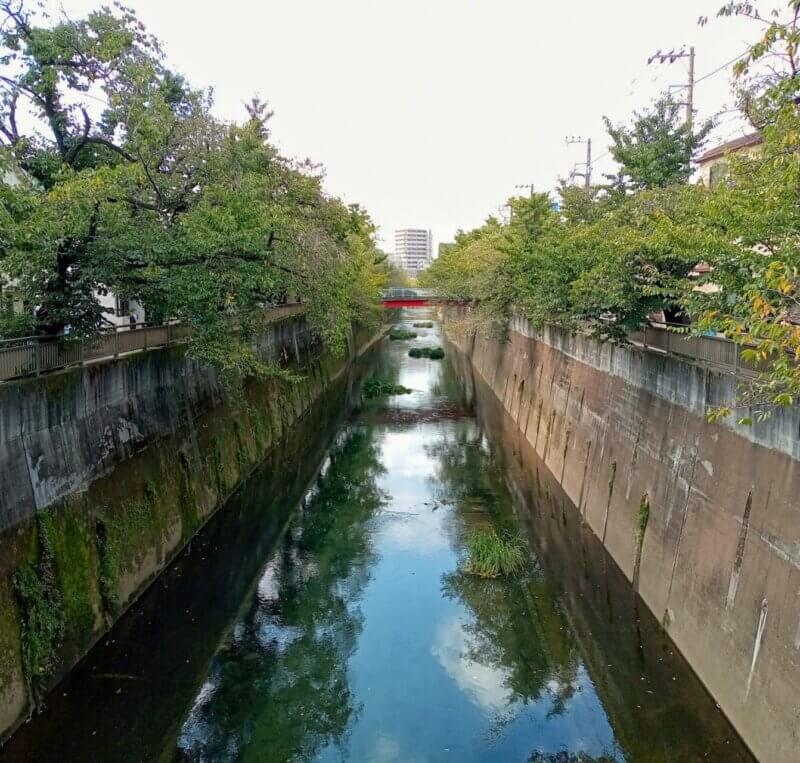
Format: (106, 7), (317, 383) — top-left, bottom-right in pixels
(363, 376), (412, 399)
(389, 329), (417, 341)
(412, 322), (433, 328)
(408, 346), (445, 359)
(464, 530), (526, 578)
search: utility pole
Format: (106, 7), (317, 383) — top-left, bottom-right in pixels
(686, 46), (695, 128)
(565, 136), (592, 187)
(515, 183), (535, 197)
(647, 46), (696, 127)
(584, 138), (592, 188)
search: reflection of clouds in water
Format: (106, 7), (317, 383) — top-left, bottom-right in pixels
(256, 559), (281, 602)
(378, 430), (436, 480)
(431, 615), (516, 715)
(378, 507), (449, 553)
(367, 732), (426, 763)
(374, 427), (454, 553)
(177, 670), (240, 762)
(252, 556), (309, 653)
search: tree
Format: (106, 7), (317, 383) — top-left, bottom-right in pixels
(0, 2), (387, 380)
(678, 1), (800, 419)
(707, 1), (800, 128)
(603, 97), (713, 191)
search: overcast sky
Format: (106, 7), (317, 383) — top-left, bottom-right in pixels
(58, 0), (757, 253)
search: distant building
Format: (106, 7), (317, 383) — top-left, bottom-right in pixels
(393, 229), (433, 277)
(697, 132), (762, 188)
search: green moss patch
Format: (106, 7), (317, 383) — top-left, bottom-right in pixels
(389, 329), (417, 341)
(363, 377), (412, 399)
(408, 346), (445, 359)
(13, 513), (65, 701)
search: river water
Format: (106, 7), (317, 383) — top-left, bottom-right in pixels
(2, 311), (754, 763)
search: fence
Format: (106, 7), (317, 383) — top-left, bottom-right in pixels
(381, 288), (438, 300)
(628, 322), (764, 377)
(0, 303), (305, 384)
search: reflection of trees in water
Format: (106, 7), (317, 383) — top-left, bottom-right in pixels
(441, 569), (582, 723)
(425, 424), (499, 516)
(175, 426), (387, 763)
(429, 353), (474, 408)
(528, 752), (618, 763)
(430, 423), (585, 728)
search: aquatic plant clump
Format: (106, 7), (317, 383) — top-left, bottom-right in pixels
(408, 347), (445, 360)
(389, 329), (417, 341)
(363, 377), (413, 399)
(412, 322), (434, 328)
(464, 530), (526, 578)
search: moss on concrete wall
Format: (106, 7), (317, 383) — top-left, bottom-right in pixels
(0, 316), (376, 743)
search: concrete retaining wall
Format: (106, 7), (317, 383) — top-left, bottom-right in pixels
(0, 315), (375, 743)
(449, 314), (800, 763)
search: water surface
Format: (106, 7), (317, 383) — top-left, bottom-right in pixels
(2, 311), (754, 762)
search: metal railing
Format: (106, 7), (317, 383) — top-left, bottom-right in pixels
(381, 288), (438, 300)
(628, 322), (764, 377)
(0, 303), (305, 384)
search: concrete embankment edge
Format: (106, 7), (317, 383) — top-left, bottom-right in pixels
(447, 312), (799, 763)
(0, 317), (382, 743)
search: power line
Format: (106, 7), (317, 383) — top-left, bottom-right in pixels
(647, 46), (695, 126)
(558, 47), (751, 190)
(669, 49), (749, 95)
(696, 49), (750, 84)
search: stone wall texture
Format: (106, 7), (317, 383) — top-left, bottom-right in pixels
(0, 314), (376, 744)
(449, 313), (800, 763)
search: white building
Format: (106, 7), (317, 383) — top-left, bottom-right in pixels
(1, 157), (145, 331)
(393, 229), (433, 277)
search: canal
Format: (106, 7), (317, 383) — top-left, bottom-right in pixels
(1, 312), (754, 762)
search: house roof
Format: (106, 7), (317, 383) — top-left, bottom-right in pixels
(697, 132), (762, 164)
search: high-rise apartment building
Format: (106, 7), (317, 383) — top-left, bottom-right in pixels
(393, 229), (433, 277)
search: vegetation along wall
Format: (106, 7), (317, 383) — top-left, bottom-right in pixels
(0, 313), (379, 743)
(446, 311), (800, 763)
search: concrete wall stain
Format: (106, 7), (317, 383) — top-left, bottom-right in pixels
(445, 311), (800, 763)
(727, 491), (754, 612)
(0, 316), (379, 744)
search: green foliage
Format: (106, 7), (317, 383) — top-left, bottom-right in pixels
(421, 193), (557, 326)
(14, 512), (65, 698)
(95, 519), (120, 617)
(0, 308), (34, 339)
(362, 376), (412, 399)
(0, 3), (387, 374)
(464, 530), (526, 578)
(388, 328), (417, 340)
(637, 494), (650, 539)
(412, 321), (433, 328)
(603, 96), (713, 191)
(408, 346), (445, 359)
(422, 9), (800, 419)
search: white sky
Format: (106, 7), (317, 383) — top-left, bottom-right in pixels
(56, 0), (757, 253)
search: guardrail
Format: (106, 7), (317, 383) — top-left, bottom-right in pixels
(0, 303), (305, 384)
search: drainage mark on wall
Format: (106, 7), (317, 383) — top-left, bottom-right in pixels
(727, 491), (753, 612)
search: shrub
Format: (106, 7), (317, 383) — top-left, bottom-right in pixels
(363, 376), (412, 399)
(408, 346), (445, 359)
(464, 530), (526, 578)
(389, 329), (417, 341)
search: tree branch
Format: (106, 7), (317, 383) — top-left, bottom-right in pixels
(72, 136), (136, 164)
